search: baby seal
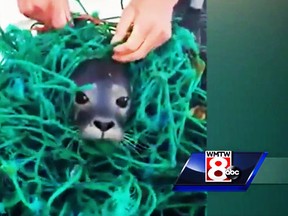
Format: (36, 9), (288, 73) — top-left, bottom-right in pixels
(71, 58), (132, 142)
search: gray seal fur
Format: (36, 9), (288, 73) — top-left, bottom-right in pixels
(71, 58), (132, 142)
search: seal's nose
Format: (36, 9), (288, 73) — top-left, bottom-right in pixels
(93, 120), (115, 132)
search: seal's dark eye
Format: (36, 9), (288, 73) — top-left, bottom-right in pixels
(75, 91), (89, 104)
(116, 96), (129, 108)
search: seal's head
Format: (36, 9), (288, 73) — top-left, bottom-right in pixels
(71, 58), (131, 142)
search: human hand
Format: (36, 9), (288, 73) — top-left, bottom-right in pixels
(111, 0), (178, 62)
(17, 0), (71, 29)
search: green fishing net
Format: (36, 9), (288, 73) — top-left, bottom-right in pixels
(0, 13), (207, 216)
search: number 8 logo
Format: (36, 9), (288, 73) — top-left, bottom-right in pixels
(208, 157), (228, 181)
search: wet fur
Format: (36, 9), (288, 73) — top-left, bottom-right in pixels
(71, 58), (132, 142)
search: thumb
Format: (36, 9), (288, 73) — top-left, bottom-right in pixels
(111, 7), (135, 44)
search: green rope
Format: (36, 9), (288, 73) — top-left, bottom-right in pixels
(0, 12), (207, 216)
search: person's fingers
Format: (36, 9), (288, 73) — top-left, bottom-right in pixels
(51, 0), (69, 28)
(65, 2), (72, 24)
(17, 0), (42, 16)
(110, 7), (135, 44)
(17, 0), (69, 28)
(113, 22), (148, 54)
(112, 28), (161, 62)
(17, 0), (32, 15)
(17, 0), (49, 24)
(113, 23), (172, 62)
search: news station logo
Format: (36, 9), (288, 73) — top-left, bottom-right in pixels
(173, 151), (267, 192)
(205, 151), (240, 182)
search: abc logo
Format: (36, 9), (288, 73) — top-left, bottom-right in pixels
(225, 166), (241, 180)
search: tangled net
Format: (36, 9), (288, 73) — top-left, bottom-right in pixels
(0, 12), (207, 216)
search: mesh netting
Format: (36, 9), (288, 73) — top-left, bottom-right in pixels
(0, 13), (207, 216)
